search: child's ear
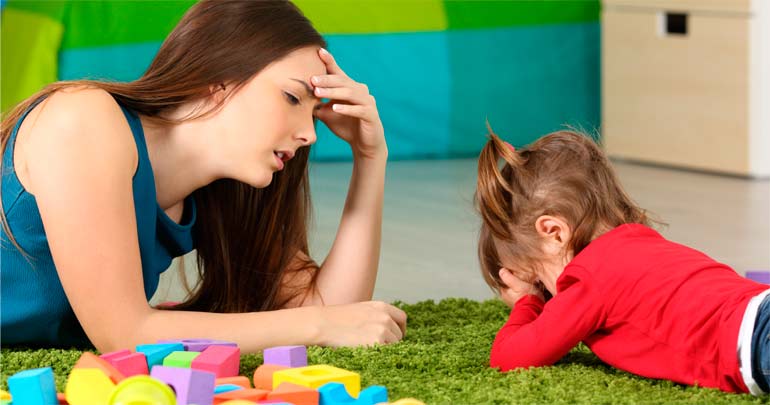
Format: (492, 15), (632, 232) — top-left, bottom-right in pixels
(534, 215), (572, 251)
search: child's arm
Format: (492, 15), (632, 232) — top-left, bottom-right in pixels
(490, 269), (603, 371)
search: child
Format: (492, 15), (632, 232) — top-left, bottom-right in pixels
(475, 130), (769, 394)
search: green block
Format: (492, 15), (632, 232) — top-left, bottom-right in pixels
(162, 351), (199, 368)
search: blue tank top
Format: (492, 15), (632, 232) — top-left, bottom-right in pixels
(1, 97), (197, 347)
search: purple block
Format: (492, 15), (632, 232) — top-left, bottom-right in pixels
(151, 365), (216, 405)
(263, 345), (307, 368)
(746, 271), (770, 284)
(157, 338), (238, 352)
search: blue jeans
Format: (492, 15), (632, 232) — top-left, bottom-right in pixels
(752, 294), (770, 393)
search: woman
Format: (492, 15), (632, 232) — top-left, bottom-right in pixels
(1, 0), (406, 353)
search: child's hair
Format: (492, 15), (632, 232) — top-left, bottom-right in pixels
(475, 127), (651, 292)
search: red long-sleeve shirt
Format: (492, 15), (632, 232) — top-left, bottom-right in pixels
(490, 224), (768, 393)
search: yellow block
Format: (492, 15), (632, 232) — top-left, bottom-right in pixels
(0, 390), (10, 400)
(65, 368), (116, 405)
(389, 399), (426, 405)
(272, 365), (360, 397)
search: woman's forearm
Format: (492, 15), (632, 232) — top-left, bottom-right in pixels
(110, 306), (323, 354)
(314, 150), (387, 304)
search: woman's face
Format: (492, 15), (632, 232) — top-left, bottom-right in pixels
(213, 46), (326, 188)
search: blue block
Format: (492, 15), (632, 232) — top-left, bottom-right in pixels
(214, 384), (243, 394)
(7, 367), (58, 405)
(319, 382), (388, 405)
(136, 342), (185, 369)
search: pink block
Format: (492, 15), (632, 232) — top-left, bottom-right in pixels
(100, 350), (149, 377)
(191, 345), (240, 378)
(100, 350), (132, 361)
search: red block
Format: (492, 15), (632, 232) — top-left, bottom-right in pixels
(100, 351), (149, 377)
(192, 345), (240, 378)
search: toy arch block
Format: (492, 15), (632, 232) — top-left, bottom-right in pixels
(263, 345), (308, 367)
(151, 365), (216, 405)
(273, 365), (360, 397)
(192, 345), (241, 378)
(7, 367), (58, 405)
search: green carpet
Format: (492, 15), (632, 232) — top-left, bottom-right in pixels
(1, 299), (768, 404)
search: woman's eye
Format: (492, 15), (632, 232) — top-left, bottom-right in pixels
(284, 92), (300, 105)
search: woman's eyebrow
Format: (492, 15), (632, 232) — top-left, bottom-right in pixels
(291, 78), (317, 99)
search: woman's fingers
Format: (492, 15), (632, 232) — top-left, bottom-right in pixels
(314, 86), (372, 106)
(318, 48), (348, 77)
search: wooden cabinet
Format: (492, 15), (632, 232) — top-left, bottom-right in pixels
(602, 0), (769, 177)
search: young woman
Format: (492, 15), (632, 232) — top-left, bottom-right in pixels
(1, 0), (406, 353)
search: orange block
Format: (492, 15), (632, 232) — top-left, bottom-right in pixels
(214, 388), (269, 404)
(252, 364), (288, 390)
(267, 382), (319, 405)
(57, 392), (68, 404)
(216, 376), (252, 389)
(73, 352), (126, 383)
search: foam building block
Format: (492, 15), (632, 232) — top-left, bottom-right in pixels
(258, 402), (295, 405)
(214, 384), (244, 394)
(163, 351), (201, 368)
(318, 383), (387, 405)
(267, 382), (319, 405)
(253, 364), (289, 390)
(108, 375), (176, 405)
(73, 352), (126, 383)
(263, 345), (308, 367)
(0, 390), (10, 402)
(7, 367), (58, 405)
(158, 338), (238, 352)
(137, 342), (185, 369)
(100, 350), (149, 377)
(192, 345), (241, 378)
(216, 376), (252, 389)
(151, 365), (216, 405)
(387, 400), (426, 405)
(213, 388), (269, 404)
(65, 368), (116, 405)
(746, 270), (770, 284)
(273, 365), (360, 397)
(56, 392), (67, 404)
(221, 401), (269, 405)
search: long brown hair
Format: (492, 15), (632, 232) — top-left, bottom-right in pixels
(475, 128), (652, 291)
(1, 0), (327, 312)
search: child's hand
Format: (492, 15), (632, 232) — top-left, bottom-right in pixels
(498, 268), (544, 308)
